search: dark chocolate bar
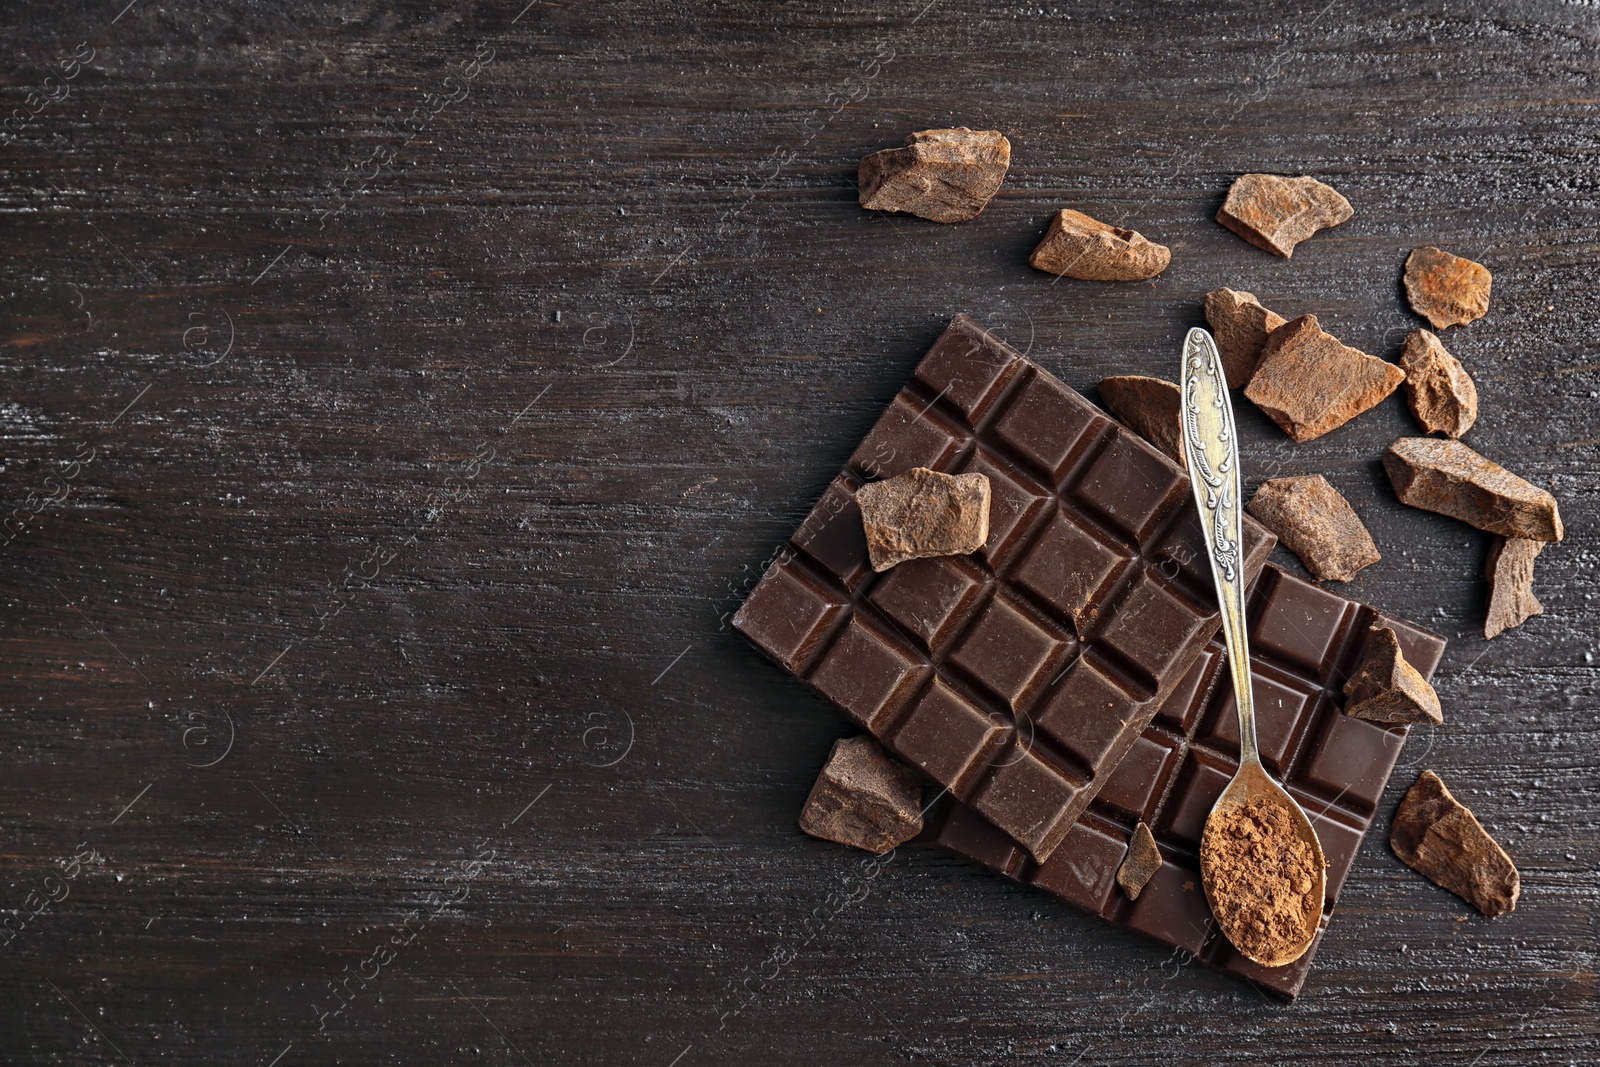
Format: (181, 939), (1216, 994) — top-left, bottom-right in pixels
(925, 564), (1448, 999)
(734, 315), (1274, 861)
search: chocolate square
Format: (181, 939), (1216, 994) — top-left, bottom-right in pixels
(991, 369), (1105, 478)
(1154, 645), (1223, 734)
(1094, 573), (1211, 686)
(911, 315), (1025, 422)
(946, 596), (1068, 710)
(808, 616), (928, 733)
(1251, 573), (1352, 676)
(1011, 510), (1128, 630)
(1201, 667), (1322, 775)
(893, 679), (1006, 790)
(1297, 710), (1405, 813)
(867, 557), (985, 652)
(792, 477), (871, 589)
(1029, 815), (1126, 912)
(1125, 860), (1216, 957)
(958, 448), (1050, 566)
(848, 393), (968, 480)
(1159, 749), (1238, 849)
(971, 749), (1085, 859)
(1074, 434), (1187, 546)
(733, 558), (845, 673)
(1033, 654), (1145, 771)
(1095, 732), (1179, 821)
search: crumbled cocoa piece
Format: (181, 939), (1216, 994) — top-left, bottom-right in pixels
(1204, 288), (1287, 388)
(1485, 536), (1545, 639)
(1028, 209), (1171, 281)
(1404, 247), (1492, 329)
(1383, 438), (1564, 542)
(1391, 770), (1519, 917)
(1244, 315), (1405, 443)
(1399, 329), (1478, 438)
(1246, 474), (1381, 582)
(1097, 375), (1183, 463)
(1343, 625), (1443, 725)
(856, 467), (990, 572)
(857, 128), (1011, 223)
(799, 736), (923, 854)
(1200, 794), (1322, 964)
(1216, 174), (1353, 258)
(1117, 821), (1162, 900)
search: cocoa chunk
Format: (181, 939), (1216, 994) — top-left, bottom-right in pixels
(1485, 536), (1545, 639)
(1391, 770), (1519, 917)
(1343, 625), (1443, 725)
(1028, 209), (1171, 281)
(1244, 315), (1405, 443)
(1204, 288), (1287, 388)
(1383, 438), (1564, 542)
(858, 128), (1011, 223)
(1216, 173), (1353, 257)
(1117, 821), (1162, 900)
(799, 736), (923, 854)
(1404, 247), (1492, 329)
(1097, 375), (1183, 463)
(1399, 329), (1478, 438)
(857, 467), (990, 572)
(1246, 474), (1381, 582)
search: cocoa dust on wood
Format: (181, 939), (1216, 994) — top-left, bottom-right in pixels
(1201, 795), (1322, 964)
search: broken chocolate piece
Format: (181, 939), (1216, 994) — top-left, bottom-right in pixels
(1097, 375), (1183, 463)
(1204, 288), (1287, 388)
(1399, 329), (1478, 438)
(1029, 209), (1170, 281)
(1484, 537), (1545, 639)
(1391, 770), (1519, 917)
(1383, 438), (1564, 542)
(1246, 475), (1381, 582)
(1117, 821), (1162, 900)
(1244, 315), (1405, 443)
(1343, 625), (1443, 725)
(1216, 174), (1353, 258)
(1404, 247), (1492, 329)
(857, 128), (1011, 224)
(856, 467), (990, 572)
(799, 736), (923, 854)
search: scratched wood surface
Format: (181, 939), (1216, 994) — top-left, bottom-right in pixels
(1, 1), (1596, 1063)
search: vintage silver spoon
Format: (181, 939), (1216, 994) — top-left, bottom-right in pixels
(1179, 326), (1325, 968)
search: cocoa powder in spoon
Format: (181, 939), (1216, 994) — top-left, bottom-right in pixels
(1201, 794), (1322, 963)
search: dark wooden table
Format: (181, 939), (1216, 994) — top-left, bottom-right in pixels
(3, 1), (1596, 1063)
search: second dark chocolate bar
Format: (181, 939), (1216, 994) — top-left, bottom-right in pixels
(735, 315), (1274, 861)
(926, 564), (1448, 998)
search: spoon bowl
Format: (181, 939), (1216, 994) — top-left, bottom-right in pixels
(1179, 326), (1326, 968)
(1202, 755), (1327, 967)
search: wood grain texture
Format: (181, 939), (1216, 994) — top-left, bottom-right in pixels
(2, 0), (1596, 1063)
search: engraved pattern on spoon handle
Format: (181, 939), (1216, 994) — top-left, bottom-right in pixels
(1178, 328), (1259, 766)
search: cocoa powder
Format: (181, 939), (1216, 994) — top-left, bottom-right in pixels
(1200, 794), (1321, 964)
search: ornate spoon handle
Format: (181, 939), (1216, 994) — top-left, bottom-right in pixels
(1179, 328), (1259, 767)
